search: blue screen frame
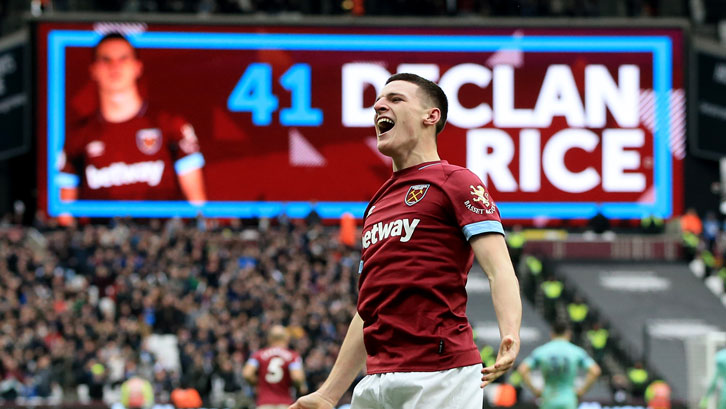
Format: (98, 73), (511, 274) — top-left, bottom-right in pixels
(47, 30), (674, 219)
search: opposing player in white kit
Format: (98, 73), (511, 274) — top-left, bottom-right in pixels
(289, 73), (522, 409)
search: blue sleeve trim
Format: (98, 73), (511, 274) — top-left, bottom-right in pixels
(56, 172), (80, 188)
(462, 220), (504, 241)
(289, 361), (302, 370)
(174, 152), (205, 175)
(358, 260), (363, 274)
(247, 358), (259, 368)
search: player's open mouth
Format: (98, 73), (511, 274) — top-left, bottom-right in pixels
(377, 117), (395, 134)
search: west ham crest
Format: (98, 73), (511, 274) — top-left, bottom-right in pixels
(136, 128), (162, 155)
(405, 184), (430, 206)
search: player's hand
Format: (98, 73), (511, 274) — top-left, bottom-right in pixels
(481, 335), (520, 388)
(533, 388), (543, 398)
(288, 391), (335, 409)
(576, 388), (585, 398)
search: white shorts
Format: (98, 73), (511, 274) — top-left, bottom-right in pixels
(350, 364), (483, 409)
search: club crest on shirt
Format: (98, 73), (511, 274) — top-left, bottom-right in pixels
(405, 184), (430, 206)
(465, 185), (496, 215)
(85, 141), (105, 158)
(136, 128), (162, 155)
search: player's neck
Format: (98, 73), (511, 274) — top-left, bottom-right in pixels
(100, 90), (143, 123)
(391, 138), (440, 172)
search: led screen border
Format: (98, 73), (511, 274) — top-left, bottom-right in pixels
(47, 30), (674, 219)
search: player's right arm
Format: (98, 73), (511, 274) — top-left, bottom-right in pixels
(57, 149), (80, 225)
(289, 312), (366, 409)
(57, 149), (80, 202)
(242, 359), (258, 385)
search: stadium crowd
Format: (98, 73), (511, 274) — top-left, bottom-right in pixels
(0, 213), (359, 407)
(3, 0), (725, 36)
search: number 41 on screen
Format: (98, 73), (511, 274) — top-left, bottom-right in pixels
(227, 63), (323, 126)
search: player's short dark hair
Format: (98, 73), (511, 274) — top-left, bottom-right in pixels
(93, 32), (139, 60)
(552, 321), (570, 336)
(386, 72), (448, 135)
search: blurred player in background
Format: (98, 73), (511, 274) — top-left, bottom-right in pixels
(518, 321), (601, 409)
(244, 325), (308, 409)
(58, 32), (206, 202)
(701, 348), (726, 409)
(290, 73), (521, 409)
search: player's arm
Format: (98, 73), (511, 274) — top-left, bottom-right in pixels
(173, 123), (207, 204)
(471, 233), (522, 387)
(289, 312), (366, 409)
(57, 156), (80, 225)
(576, 362), (601, 398)
(242, 360), (258, 385)
(60, 187), (78, 201)
(177, 168), (207, 204)
(516, 361), (542, 397)
(290, 366), (308, 396)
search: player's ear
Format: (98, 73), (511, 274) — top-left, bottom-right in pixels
(423, 107), (441, 128)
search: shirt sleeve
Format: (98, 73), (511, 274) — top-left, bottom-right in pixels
(442, 168), (504, 241)
(523, 351), (539, 369)
(246, 352), (260, 368)
(288, 355), (303, 371)
(167, 116), (205, 175)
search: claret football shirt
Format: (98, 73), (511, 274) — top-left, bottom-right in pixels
(358, 160), (504, 374)
(247, 346), (303, 406)
(58, 103), (204, 200)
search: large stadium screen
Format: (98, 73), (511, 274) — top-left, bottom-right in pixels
(35, 21), (685, 220)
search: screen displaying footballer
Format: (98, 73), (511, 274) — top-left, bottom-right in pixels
(35, 21), (685, 219)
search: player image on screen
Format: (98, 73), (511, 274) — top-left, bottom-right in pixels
(290, 73), (522, 409)
(518, 322), (602, 409)
(243, 325), (308, 409)
(57, 32), (206, 202)
(701, 348), (726, 409)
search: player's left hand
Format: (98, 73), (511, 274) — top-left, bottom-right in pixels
(480, 335), (519, 388)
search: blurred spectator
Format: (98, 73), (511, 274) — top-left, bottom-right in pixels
(627, 360), (650, 402)
(567, 295), (589, 342)
(540, 273), (563, 322)
(586, 321), (609, 364)
(645, 379), (671, 409)
(611, 373), (630, 404)
(506, 225), (526, 267)
(120, 376), (154, 409)
(703, 212), (720, 252)
(680, 208), (703, 236)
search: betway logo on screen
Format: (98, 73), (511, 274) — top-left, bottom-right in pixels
(342, 63), (650, 196)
